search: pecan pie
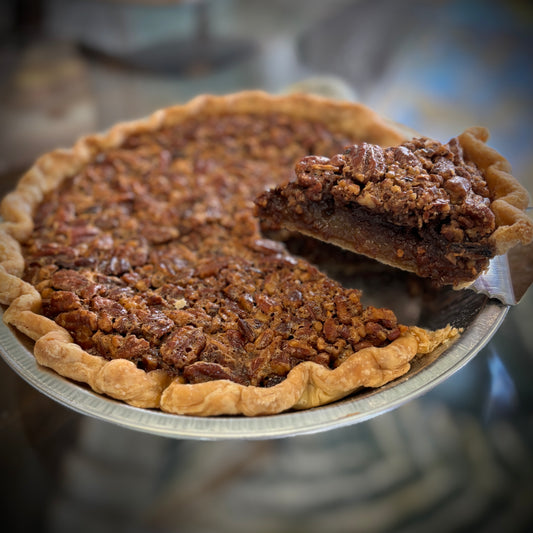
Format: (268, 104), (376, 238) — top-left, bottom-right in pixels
(0, 92), (461, 416)
(256, 131), (533, 287)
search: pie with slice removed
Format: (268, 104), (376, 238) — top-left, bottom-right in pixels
(255, 130), (533, 287)
(0, 92), (468, 416)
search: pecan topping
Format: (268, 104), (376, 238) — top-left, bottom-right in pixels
(343, 143), (386, 183)
(272, 135), (496, 238)
(160, 327), (207, 370)
(23, 112), (406, 386)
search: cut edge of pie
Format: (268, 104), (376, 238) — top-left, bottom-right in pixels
(0, 91), (461, 416)
(256, 126), (533, 288)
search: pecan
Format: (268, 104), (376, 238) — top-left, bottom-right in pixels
(362, 306), (397, 327)
(254, 328), (275, 350)
(256, 294), (280, 314)
(139, 310), (175, 343)
(33, 243), (78, 267)
(160, 326), (206, 369)
(183, 361), (245, 384)
(92, 331), (152, 362)
(141, 224), (180, 245)
(323, 317), (338, 342)
(284, 289), (303, 309)
(387, 327), (402, 342)
(364, 321), (389, 343)
(91, 296), (128, 333)
(311, 351), (330, 367)
(237, 317), (256, 342)
(334, 291), (362, 324)
(65, 224), (100, 247)
(294, 155), (339, 200)
(460, 196), (495, 238)
(285, 339), (317, 360)
(225, 329), (247, 350)
(431, 157), (456, 180)
(196, 257), (228, 278)
(343, 143), (386, 183)
(237, 293), (254, 313)
(387, 145), (422, 171)
(445, 176), (471, 202)
(268, 351), (292, 376)
(50, 269), (91, 293)
(101, 256), (132, 276)
(91, 296), (127, 318)
(55, 309), (98, 347)
(45, 291), (81, 316)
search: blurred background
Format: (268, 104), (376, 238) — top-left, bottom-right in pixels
(1, 1), (533, 532)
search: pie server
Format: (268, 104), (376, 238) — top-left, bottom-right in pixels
(470, 254), (517, 305)
(470, 206), (533, 305)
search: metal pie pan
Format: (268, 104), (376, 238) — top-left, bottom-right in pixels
(0, 276), (508, 440)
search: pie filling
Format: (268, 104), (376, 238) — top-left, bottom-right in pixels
(22, 112), (410, 387)
(255, 136), (497, 286)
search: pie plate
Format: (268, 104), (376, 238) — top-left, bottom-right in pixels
(0, 258), (508, 440)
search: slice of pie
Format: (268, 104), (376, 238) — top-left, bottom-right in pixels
(0, 91), (460, 416)
(256, 130), (533, 287)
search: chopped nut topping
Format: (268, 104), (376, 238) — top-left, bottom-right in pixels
(297, 136), (495, 235)
(24, 113), (407, 386)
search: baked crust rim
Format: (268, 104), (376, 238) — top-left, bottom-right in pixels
(0, 90), (484, 415)
(456, 127), (532, 254)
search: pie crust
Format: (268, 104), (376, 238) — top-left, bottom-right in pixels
(0, 91), (460, 416)
(256, 130), (533, 287)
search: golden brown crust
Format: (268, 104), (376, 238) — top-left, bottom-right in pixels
(159, 326), (457, 416)
(457, 127), (533, 254)
(1, 91), (459, 416)
(33, 330), (172, 408)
